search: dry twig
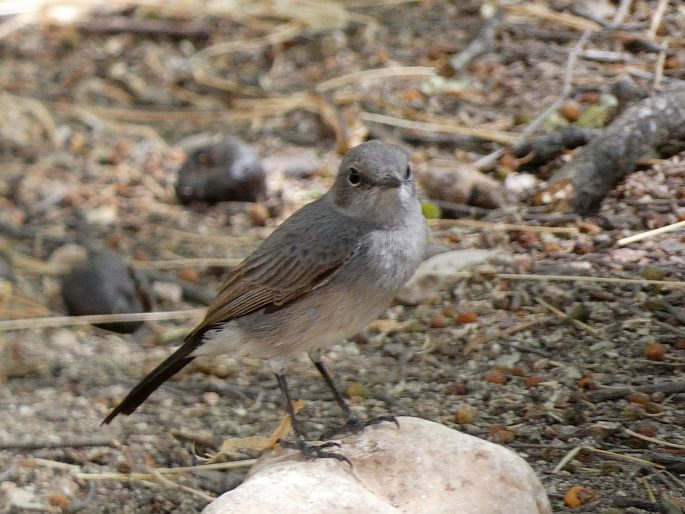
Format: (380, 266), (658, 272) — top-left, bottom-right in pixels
(589, 381), (685, 402)
(427, 219), (578, 235)
(610, 0), (633, 27)
(625, 429), (685, 450)
(75, 460), (257, 482)
(497, 273), (685, 289)
(555, 446), (666, 473)
(520, 29), (591, 138)
(151, 469), (216, 502)
(132, 258), (243, 270)
(315, 66), (435, 93)
(534, 297), (600, 336)
(359, 112), (515, 144)
(647, 0), (669, 39)
(0, 309), (204, 331)
(0, 437), (117, 451)
(464, 316), (547, 354)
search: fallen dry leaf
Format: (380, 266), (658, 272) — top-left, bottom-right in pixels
(207, 399), (305, 462)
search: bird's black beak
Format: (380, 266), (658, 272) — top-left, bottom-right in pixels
(378, 176), (402, 189)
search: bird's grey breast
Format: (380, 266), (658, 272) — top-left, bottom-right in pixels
(336, 212), (426, 294)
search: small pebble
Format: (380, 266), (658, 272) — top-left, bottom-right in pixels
(176, 267), (200, 283)
(203, 392), (220, 406)
(152, 281), (183, 305)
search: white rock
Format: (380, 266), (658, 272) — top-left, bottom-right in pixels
(504, 172), (538, 194)
(202, 417), (551, 514)
(397, 249), (501, 305)
(152, 280), (183, 305)
(85, 205), (118, 226)
(1, 482), (44, 510)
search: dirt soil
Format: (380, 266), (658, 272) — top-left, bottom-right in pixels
(1, 1), (684, 513)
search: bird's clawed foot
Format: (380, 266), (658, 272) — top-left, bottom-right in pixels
(278, 438), (351, 466)
(320, 414), (399, 441)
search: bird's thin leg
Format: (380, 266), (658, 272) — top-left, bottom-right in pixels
(310, 355), (353, 419)
(310, 351), (399, 441)
(275, 372), (305, 439)
(274, 372), (349, 464)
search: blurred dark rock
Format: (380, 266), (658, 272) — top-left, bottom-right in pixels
(175, 138), (266, 204)
(61, 251), (146, 333)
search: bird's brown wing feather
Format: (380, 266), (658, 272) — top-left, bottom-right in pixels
(187, 197), (364, 339)
(189, 240), (356, 343)
(190, 243), (355, 338)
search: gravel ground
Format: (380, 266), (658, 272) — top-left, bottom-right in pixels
(1, 1), (685, 512)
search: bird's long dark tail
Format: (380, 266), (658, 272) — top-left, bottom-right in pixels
(102, 335), (200, 424)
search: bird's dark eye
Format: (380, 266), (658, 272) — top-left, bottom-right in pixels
(347, 167), (361, 186)
(405, 164), (412, 179)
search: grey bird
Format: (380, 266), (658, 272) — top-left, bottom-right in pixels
(103, 140), (427, 454)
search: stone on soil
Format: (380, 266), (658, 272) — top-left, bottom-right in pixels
(202, 416), (551, 514)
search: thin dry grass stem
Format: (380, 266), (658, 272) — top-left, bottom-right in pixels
(0, 309), (204, 331)
(520, 29), (591, 138)
(315, 66), (436, 93)
(199, 23), (303, 58)
(132, 258), (243, 270)
(30, 458), (82, 472)
(648, 0), (669, 39)
(498, 2), (601, 32)
(636, 359), (685, 367)
(652, 38), (669, 91)
(221, 0), (350, 32)
(498, 1), (666, 44)
(625, 429), (685, 450)
(75, 460), (258, 482)
(157, 227), (254, 245)
(150, 469), (216, 502)
(411, 271), (685, 293)
(554, 446), (668, 473)
(411, 109), (512, 132)
(642, 476), (657, 502)
(428, 218), (579, 234)
(610, 0), (633, 26)
(232, 94), (315, 120)
(464, 316), (547, 354)
(553, 446), (582, 473)
(498, 273), (685, 289)
(616, 220), (685, 246)
(585, 447), (666, 470)
(51, 96), (317, 123)
(343, 0), (421, 7)
(534, 297), (601, 336)
(359, 112), (515, 144)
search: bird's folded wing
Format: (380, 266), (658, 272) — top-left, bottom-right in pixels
(194, 257), (345, 330)
(189, 220), (361, 337)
